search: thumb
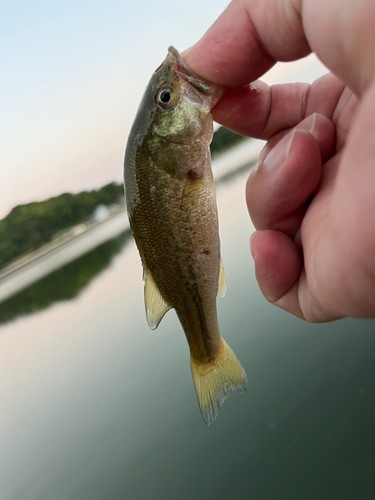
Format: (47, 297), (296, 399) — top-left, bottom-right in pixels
(184, 0), (375, 95)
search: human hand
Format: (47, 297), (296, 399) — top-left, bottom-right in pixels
(183, 0), (375, 322)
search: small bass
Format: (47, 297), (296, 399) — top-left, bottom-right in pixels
(124, 47), (247, 425)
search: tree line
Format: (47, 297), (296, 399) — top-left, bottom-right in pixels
(0, 127), (246, 270)
(210, 126), (247, 157)
(0, 182), (124, 270)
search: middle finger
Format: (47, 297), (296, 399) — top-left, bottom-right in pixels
(246, 113), (335, 236)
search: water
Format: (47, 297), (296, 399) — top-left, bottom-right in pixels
(1, 170), (375, 500)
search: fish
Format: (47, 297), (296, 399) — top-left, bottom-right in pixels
(124, 46), (247, 425)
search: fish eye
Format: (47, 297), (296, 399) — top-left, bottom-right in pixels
(156, 87), (174, 108)
(160, 90), (170, 103)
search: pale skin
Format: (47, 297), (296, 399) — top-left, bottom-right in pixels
(183, 0), (375, 323)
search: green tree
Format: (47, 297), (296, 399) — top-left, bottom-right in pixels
(210, 126), (248, 157)
(0, 182), (124, 269)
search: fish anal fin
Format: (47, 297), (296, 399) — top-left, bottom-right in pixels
(190, 339), (247, 425)
(218, 259), (227, 298)
(144, 267), (171, 330)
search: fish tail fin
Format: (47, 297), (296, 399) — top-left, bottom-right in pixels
(190, 339), (247, 426)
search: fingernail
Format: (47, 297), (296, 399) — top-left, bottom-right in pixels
(263, 129), (296, 170)
(250, 231), (257, 258)
(285, 128), (297, 160)
(309, 112), (317, 135)
(180, 47), (191, 59)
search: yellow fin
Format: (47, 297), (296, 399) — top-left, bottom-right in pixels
(190, 339), (247, 425)
(143, 267), (171, 330)
(218, 259), (227, 298)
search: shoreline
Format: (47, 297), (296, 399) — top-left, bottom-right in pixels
(0, 139), (264, 303)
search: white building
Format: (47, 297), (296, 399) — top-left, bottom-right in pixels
(93, 204), (110, 223)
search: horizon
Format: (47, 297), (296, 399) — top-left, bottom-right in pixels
(0, 125), (243, 220)
(1, 180), (125, 220)
(1, 0), (328, 219)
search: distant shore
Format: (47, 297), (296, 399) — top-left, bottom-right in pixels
(0, 206), (127, 282)
(0, 139), (264, 303)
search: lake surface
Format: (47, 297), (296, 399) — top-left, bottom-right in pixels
(1, 169), (375, 500)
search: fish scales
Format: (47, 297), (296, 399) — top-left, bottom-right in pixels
(133, 152), (221, 359)
(124, 46), (247, 424)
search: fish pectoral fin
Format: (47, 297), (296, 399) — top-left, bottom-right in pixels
(190, 339), (247, 426)
(218, 259), (227, 298)
(144, 267), (171, 330)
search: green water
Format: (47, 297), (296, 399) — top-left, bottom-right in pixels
(1, 171), (375, 500)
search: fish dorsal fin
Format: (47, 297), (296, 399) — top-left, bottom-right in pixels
(218, 259), (227, 298)
(143, 267), (171, 330)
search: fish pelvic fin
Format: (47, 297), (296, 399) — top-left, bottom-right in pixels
(218, 259), (227, 298)
(190, 340), (247, 425)
(144, 267), (171, 330)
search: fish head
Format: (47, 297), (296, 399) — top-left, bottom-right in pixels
(129, 47), (225, 177)
(148, 46), (223, 146)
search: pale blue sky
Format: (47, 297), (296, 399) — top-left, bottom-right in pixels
(1, 0), (327, 218)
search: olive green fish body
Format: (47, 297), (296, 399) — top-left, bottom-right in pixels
(124, 47), (247, 424)
(130, 147), (221, 361)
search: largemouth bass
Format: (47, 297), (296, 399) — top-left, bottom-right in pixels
(124, 47), (247, 425)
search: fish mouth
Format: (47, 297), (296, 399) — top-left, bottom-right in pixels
(166, 46), (213, 96)
(154, 46), (226, 108)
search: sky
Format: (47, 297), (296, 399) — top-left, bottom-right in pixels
(1, 0), (329, 219)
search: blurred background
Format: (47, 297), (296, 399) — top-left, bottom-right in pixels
(1, 1), (375, 499)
